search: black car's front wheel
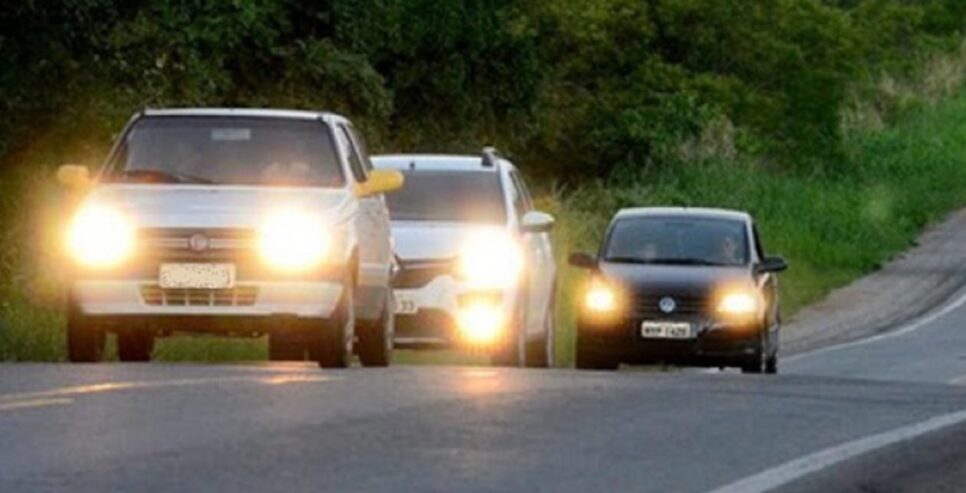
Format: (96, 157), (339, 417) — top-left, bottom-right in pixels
(117, 330), (155, 362)
(575, 333), (619, 370)
(741, 330), (776, 374)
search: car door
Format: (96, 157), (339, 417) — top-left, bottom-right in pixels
(335, 123), (392, 321)
(508, 169), (554, 339)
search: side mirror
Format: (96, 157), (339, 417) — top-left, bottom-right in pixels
(57, 164), (92, 190)
(568, 252), (597, 269)
(355, 169), (404, 198)
(755, 256), (788, 274)
(521, 210), (554, 234)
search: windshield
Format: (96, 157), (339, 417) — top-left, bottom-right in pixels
(604, 216), (750, 266)
(384, 170), (507, 223)
(106, 116), (344, 187)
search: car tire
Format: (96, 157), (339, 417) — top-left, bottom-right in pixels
(490, 299), (527, 367)
(741, 330), (770, 374)
(575, 341), (619, 370)
(310, 276), (354, 369)
(525, 281), (557, 368)
(66, 304), (105, 363)
(117, 330), (155, 362)
(357, 290), (393, 367)
(269, 332), (305, 361)
(765, 353), (778, 374)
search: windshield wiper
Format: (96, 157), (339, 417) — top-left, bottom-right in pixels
(117, 169), (214, 184)
(605, 256), (731, 266)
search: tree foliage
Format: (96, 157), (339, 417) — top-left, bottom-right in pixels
(1, 0), (964, 180)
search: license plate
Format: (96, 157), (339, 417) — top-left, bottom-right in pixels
(640, 321), (693, 339)
(395, 296), (418, 315)
(159, 263), (235, 289)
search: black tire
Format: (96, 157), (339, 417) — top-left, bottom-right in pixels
(66, 304), (105, 363)
(269, 332), (305, 361)
(357, 290), (393, 367)
(765, 354), (778, 374)
(525, 282), (556, 368)
(310, 278), (354, 369)
(117, 331), (155, 362)
(741, 330), (770, 374)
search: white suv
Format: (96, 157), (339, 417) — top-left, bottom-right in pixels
(372, 149), (556, 367)
(57, 108), (403, 367)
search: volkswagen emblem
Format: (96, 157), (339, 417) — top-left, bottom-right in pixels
(658, 297), (677, 314)
(188, 233), (210, 252)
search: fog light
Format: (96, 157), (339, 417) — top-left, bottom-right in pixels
(457, 302), (504, 344)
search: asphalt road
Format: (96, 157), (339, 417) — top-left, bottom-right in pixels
(2, 292), (966, 492)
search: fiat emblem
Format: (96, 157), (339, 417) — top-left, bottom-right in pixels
(188, 233), (210, 252)
(659, 297), (677, 314)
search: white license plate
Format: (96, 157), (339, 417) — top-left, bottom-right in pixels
(159, 263), (235, 289)
(640, 321), (693, 340)
(395, 296), (418, 315)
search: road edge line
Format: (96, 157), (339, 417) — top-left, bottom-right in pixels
(784, 286), (966, 363)
(705, 408), (966, 493)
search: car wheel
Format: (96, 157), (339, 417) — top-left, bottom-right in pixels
(741, 331), (769, 374)
(490, 300), (526, 367)
(525, 281), (556, 368)
(310, 276), (354, 369)
(765, 353), (778, 374)
(117, 330), (155, 362)
(66, 304), (105, 363)
(357, 290), (393, 367)
(269, 332), (305, 361)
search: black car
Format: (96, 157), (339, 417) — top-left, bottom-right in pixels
(569, 207), (788, 373)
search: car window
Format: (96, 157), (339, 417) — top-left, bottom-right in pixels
(605, 216), (750, 266)
(337, 124), (367, 182)
(106, 116), (344, 187)
(346, 124), (374, 173)
(509, 170), (533, 216)
(384, 170), (506, 224)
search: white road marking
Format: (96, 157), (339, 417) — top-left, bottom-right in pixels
(785, 286), (966, 363)
(0, 398), (73, 412)
(707, 408), (966, 493)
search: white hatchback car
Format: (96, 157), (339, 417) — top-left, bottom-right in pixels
(372, 149), (557, 367)
(58, 108), (403, 367)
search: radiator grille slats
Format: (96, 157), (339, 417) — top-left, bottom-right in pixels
(140, 286), (258, 307)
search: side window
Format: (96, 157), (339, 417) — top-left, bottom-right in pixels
(346, 124), (374, 173)
(752, 223), (766, 260)
(337, 125), (366, 182)
(509, 171), (533, 217)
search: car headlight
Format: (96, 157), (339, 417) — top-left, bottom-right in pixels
(583, 280), (619, 314)
(257, 210), (330, 271)
(457, 232), (523, 289)
(67, 206), (136, 268)
(716, 290), (760, 316)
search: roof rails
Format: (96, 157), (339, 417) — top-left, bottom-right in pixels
(481, 146), (502, 168)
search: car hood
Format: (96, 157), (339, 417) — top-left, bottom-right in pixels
(599, 262), (755, 297)
(82, 184), (356, 229)
(391, 221), (508, 261)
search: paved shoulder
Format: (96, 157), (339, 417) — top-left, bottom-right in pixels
(784, 208), (966, 355)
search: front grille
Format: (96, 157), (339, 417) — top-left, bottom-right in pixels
(140, 285), (258, 307)
(140, 228), (255, 253)
(632, 294), (709, 318)
(394, 259), (456, 289)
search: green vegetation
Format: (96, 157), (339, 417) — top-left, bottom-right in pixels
(1, 1), (966, 363)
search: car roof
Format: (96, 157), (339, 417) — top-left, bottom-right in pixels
(615, 207), (752, 222)
(372, 154), (505, 173)
(141, 107), (348, 122)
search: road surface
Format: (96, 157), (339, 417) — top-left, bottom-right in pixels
(2, 291), (966, 492)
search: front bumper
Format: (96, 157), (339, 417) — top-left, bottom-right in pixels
(578, 316), (763, 366)
(393, 274), (520, 348)
(71, 279), (344, 319)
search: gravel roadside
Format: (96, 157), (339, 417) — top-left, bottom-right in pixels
(783, 208), (966, 356)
